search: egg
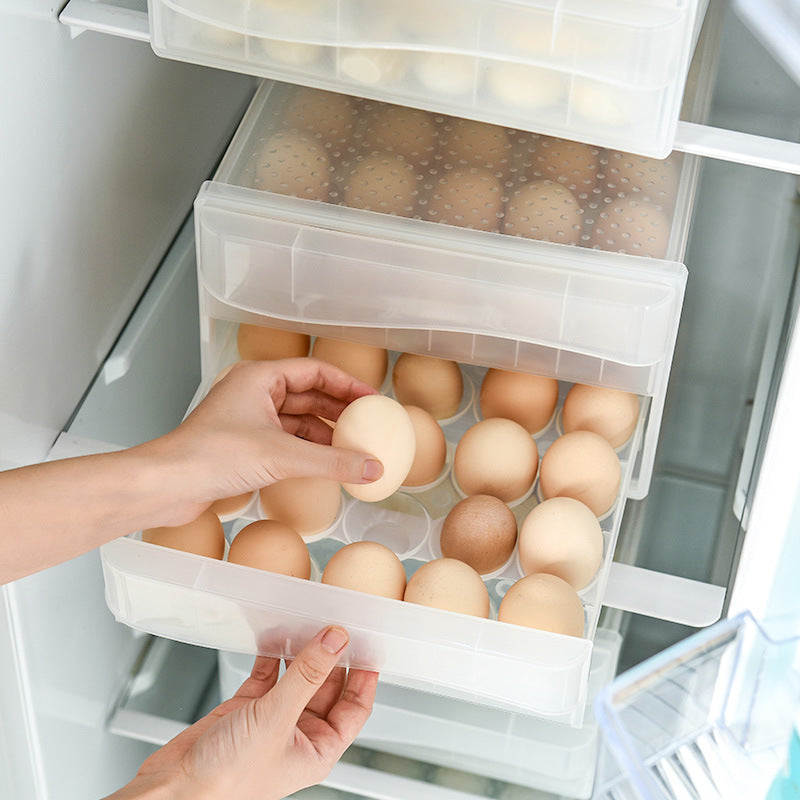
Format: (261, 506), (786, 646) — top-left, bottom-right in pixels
(331, 394), (416, 502)
(228, 519), (311, 579)
(401, 405), (447, 487)
(571, 80), (632, 126)
(282, 86), (355, 142)
(588, 198), (671, 258)
(601, 150), (681, 209)
(311, 337), (388, 390)
(259, 477), (342, 536)
(498, 573), (585, 637)
(439, 494), (518, 574)
(321, 541), (406, 599)
(392, 353), (463, 420)
(562, 384), (639, 448)
(237, 324), (311, 361)
(424, 167), (503, 232)
(527, 135), (601, 198)
(404, 558), (490, 617)
(453, 418), (539, 503)
(487, 62), (566, 111)
(254, 39), (323, 67)
(539, 431), (621, 517)
(502, 179), (583, 245)
(360, 104), (438, 168)
(339, 48), (407, 85)
(479, 368), (559, 434)
(415, 52), (475, 97)
(518, 497), (604, 590)
(438, 118), (512, 171)
(340, 153), (419, 217)
(142, 509), (225, 559)
(210, 492), (254, 519)
(252, 130), (332, 201)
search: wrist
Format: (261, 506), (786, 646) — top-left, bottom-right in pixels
(104, 770), (199, 800)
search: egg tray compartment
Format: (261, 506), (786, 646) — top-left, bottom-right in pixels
(149, 0), (709, 157)
(101, 354), (643, 725)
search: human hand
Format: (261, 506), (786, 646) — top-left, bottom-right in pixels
(141, 358), (384, 526)
(107, 626), (378, 800)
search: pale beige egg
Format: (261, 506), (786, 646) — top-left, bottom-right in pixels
(479, 368), (559, 434)
(438, 118), (512, 172)
(311, 337), (388, 390)
(321, 541), (407, 599)
(425, 167), (503, 232)
(210, 492), (254, 519)
(503, 179), (583, 245)
(589, 198), (671, 259)
(602, 150), (681, 209)
(404, 558), (490, 617)
(498, 573), (585, 637)
(453, 419), (539, 503)
(518, 497), (604, 590)
(252, 130), (332, 201)
(227, 519), (311, 579)
(341, 153), (419, 217)
(331, 394), (416, 502)
(527, 135), (601, 198)
(439, 494), (518, 574)
(392, 353), (463, 420)
(401, 405), (447, 487)
(539, 431), (621, 517)
(360, 103), (439, 168)
(562, 384), (639, 448)
(142, 509), (225, 559)
(282, 86), (355, 141)
(237, 324), (311, 361)
(259, 477), (341, 536)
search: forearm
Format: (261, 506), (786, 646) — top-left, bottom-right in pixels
(0, 438), (195, 584)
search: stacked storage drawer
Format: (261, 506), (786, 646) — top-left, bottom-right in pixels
(101, 80), (700, 728)
(149, 0), (709, 157)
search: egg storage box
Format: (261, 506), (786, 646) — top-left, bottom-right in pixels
(193, 79), (700, 500)
(149, 0), (708, 157)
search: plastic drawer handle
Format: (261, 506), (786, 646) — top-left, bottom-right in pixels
(603, 562), (726, 627)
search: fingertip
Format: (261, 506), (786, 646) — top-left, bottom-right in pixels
(360, 458), (384, 483)
(320, 625), (349, 655)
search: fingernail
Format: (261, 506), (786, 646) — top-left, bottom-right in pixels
(321, 626), (349, 655)
(362, 458), (384, 482)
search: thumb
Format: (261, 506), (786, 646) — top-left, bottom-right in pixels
(276, 436), (384, 485)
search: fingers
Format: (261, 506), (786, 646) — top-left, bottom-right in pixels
(278, 358), (378, 405)
(323, 667), (379, 745)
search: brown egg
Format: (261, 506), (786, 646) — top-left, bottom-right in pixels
(341, 153), (419, 217)
(438, 118), (512, 171)
(311, 337), (388, 390)
(562, 384), (639, 448)
(259, 477), (342, 536)
(252, 130), (332, 201)
(402, 405), (447, 487)
(210, 492), (254, 518)
(479, 368), (559, 434)
(439, 494), (518, 574)
(392, 353), (463, 420)
(518, 497), (603, 590)
(527, 135), (602, 198)
(539, 431), (621, 517)
(227, 520), (311, 579)
(498, 573), (585, 637)
(602, 150), (681, 209)
(589, 198), (671, 259)
(237, 324), (311, 361)
(282, 86), (355, 142)
(503, 180), (583, 245)
(360, 104), (439, 168)
(321, 541), (406, 599)
(404, 558), (490, 617)
(142, 508), (225, 559)
(425, 167), (503, 232)
(453, 419), (539, 503)
(331, 395), (416, 502)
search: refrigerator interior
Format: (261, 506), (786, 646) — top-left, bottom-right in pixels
(2, 0), (800, 798)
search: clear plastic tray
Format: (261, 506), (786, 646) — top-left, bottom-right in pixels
(101, 333), (643, 725)
(594, 611), (800, 799)
(149, 0), (709, 157)
(195, 81), (691, 498)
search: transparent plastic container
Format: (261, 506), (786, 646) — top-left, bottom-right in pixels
(594, 611), (800, 799)
(149, 0), (709, 157)
(195, 80), (695, 499)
